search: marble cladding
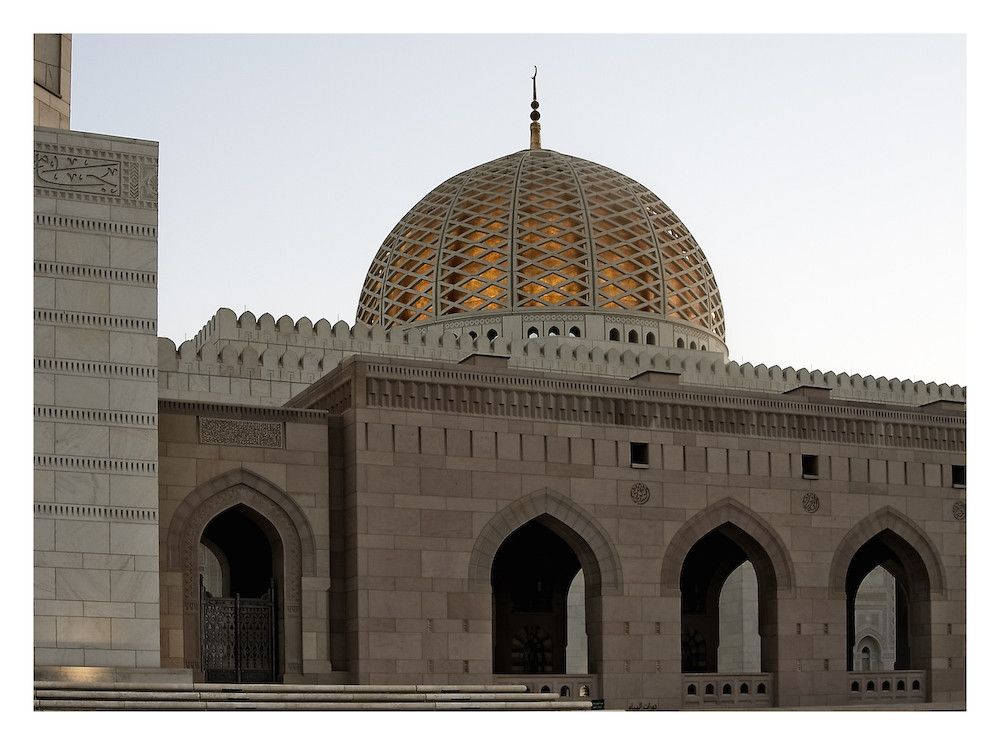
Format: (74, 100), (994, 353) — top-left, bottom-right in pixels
(34, 127), (160, 667)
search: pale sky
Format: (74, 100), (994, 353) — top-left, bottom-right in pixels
(67, 32), (968, 387)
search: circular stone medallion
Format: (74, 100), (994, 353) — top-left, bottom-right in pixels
(631, 482), (650, 505)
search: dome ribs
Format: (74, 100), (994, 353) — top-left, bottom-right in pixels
(435, 157), (517, 317)
(513, 151), (591, 308)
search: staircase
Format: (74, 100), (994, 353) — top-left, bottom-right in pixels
(34, 681), (595, 711)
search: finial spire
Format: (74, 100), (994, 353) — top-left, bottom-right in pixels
(530, 66), (541, 150)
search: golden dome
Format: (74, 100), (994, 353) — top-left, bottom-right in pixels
(357, 148), (725, 346)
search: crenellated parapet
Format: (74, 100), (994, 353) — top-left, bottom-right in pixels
(159, 308), (966, 409)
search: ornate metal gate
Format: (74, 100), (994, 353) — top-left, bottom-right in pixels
(200, 579), (277, 683)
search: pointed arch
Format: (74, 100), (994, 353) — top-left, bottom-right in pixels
(828, 506), (946, 598)
(660, 497), (796, 595)
(167, 467), (316, 575)
(469, 487), (623, 596)
(166, 467), (316, 679)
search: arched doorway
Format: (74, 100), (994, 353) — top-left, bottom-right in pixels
(492, 520), (582, 674)
(831, 507), (946, 677)
(199, 505), (280, 683)
(166, 469), (317, 683)
(679, 526), (772, 673)
(663, 499), (794, 678)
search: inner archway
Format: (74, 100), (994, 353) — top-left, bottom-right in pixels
(199, 505), (282, 683)
(491, 520), (583, 674)
(852, 566), (896, 671)
(845, 531), (930, 671)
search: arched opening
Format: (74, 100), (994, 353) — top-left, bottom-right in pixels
(680, 526), (775, 673)
(676, 337), (684, 348)
(199, 505), (282, 682)
(853, 566), (895, 671)
(646, 332), (656, 345)
(568, 326), (581, 338)
(628, 330), (639, 343)
(548, 326), (560, 337)
(845, 531), (931, 672)
(689, 341), (697, 349)
(609, 328), (621, 342)
(487, 329), (498, 341)
(491, 520), (585, 674)
(527, 327), (539, 339)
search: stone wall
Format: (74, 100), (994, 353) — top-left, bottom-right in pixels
(156, 401), (340, 683)
(292, 354), (966, 708)
(34, 127), (162, 670)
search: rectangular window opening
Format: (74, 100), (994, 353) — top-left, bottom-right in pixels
(630, 441), (650, 468)
(952, 464), (966, 488)
(802, 454), (819, 479)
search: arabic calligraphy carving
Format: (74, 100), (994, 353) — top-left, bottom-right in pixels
(35, 152), (121, 195)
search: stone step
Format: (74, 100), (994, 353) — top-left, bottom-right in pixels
(33, 681), (594, 712)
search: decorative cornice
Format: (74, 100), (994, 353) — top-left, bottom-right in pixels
(34, 358), (157, 381)
(351, 358), (965, 452)
(33, 406), (157, 427)
(34, 214), (156, 241)
(34, 503), (158, 523)
(34, 455), (157, 475)
(34, 310), (156, 334)
(34, 259), (156, 287)
(159, 399), (328, 424)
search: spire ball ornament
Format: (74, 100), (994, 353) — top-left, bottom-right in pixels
(530, 66), (542, 148)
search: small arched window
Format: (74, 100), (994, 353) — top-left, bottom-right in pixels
(851, 681), (860, 692)
(740, 683), (749, 694)
(756, 683), (766, 694)
(701, 344), (707, 351)
(689, 341), (696, 349)
(705, 684), (715, 695)
(687, 684), (697, 696)
(722, 684), (732, 695)
(897, 680), (905, 691)
(468, 331), (478, 340)
(487, 329), (498, 341)
(548, 326), (560, 337)
(527, 327), (539, 339)
(881, 680), (891, 691)
(646, 332), (655, 345)
(628, 330), (639, 343)
(912, 680), (920, 691)
(676, 337), (684, 348)
(560, 686), (570, 697)
(569, 326), (581, 338)
(579, 685), (590, 697)
(609, 329), (621, 342)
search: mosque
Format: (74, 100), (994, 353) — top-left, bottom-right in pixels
(33, 35), (966, 710)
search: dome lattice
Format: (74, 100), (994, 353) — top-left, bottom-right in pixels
(357, 149), (725, 342)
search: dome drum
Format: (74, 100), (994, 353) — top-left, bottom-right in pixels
(421, 311), (726, 355)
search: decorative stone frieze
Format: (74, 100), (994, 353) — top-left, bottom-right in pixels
(34, 142), (157, 206)
(199, 417), (284, 448)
